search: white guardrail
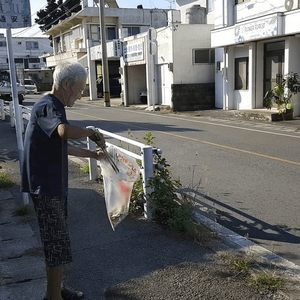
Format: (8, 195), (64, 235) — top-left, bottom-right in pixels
(1, 99), (31, 132)
(1, 99), (154, 219)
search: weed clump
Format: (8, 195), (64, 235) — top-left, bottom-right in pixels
(14, 205), (30, 216)
(220, 252), (284, 293)
(247, 271), (284, 292)
(130, 132), (215, 245)
(0, 173), (14, 189)
(82, 164), (89, 174)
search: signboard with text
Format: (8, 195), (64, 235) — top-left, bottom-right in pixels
(0, 0), (31, 28)
(234, 16), (278, 43)
(123, 41), (144, 63)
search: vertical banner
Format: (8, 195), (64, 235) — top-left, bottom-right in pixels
(0, 0), (31, 28)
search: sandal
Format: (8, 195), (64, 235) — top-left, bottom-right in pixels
(44, 287), (83, 300)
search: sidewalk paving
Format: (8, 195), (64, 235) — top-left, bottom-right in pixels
(1, 106), (300, 300)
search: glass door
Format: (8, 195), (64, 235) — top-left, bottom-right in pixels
(264, 42), (285, 107)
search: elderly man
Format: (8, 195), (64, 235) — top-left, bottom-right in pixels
(22, 62), (105, 300)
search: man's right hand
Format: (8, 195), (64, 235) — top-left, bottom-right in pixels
(89, 131), (106, 148)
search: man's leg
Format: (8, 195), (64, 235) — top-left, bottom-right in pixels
(31, 195), (72, 299)
(47, 266), (64, 300)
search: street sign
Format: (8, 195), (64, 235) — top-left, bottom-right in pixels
(148, 27), (157, 56)
(0, 0), (31, 29)
(149, 41), (157, 56)
(148, 27), (157, 42)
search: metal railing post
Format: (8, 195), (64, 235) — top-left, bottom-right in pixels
(86, 126), (98, 180)
(9, 102), (14, 127)
(1, 100), (4, 120)
(141, 145), (154, 220)
(19, 105), (24, 133)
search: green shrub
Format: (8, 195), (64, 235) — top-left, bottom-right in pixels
(0, 173), (14, 188)
(82, 165), (89, 174)
(15, 205), (30, 216)
(130, 132), (215, 245)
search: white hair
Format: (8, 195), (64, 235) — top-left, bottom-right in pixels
(53, 61), (87, 90)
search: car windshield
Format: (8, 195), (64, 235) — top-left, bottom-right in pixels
(24, 79), (34, 85)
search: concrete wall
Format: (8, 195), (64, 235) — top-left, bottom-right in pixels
(154, 23), (215, 109)
(172, 83), (215, 111)
(234, 0), (297, 23)
(214, 0), (298, 29)
(173, 24), (215, 84)
(215, 47), (224, 109)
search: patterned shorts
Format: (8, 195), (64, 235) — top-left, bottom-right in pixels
(31, 194), (72, 267)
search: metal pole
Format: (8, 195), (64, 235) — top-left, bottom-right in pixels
(86, 126), (98, 180)
(0, 100), (4, 120)
(98, 0), (110, 107)
(6, 28), (29, 205)
(141, 145), (154, 220)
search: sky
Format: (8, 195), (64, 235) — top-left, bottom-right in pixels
(1, 0), (174, 38)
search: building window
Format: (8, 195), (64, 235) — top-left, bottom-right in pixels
(194, 49), (215, 64)
(14, 58), (23, 63)
(0, 41), (6, 47)
(55, 36), (61, 53)
(122, 26), (140, 38)
(29, 58), (40, 63)
(26, 41), (39, 50)
(235, 57), (249, 90)
(207, 0), (214, 12)
(235, 0), (250, 4)
(107, 27), (117, 40)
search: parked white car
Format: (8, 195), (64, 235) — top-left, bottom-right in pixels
(23, 79), (37, 94)
(0, 80), (25, 104)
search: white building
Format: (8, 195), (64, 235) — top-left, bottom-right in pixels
(211, 0), (300, 116)
(44, 0), (169, 99)
(119, 1), (217, 110)
(0, 34), (52, 83)
(120, 10), (214, 109)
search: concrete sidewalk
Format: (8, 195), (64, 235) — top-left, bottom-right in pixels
(1, 110), (300, 300)
(82, 96), (300, 129)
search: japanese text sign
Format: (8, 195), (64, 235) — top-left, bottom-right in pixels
(0, 0), (31, 28)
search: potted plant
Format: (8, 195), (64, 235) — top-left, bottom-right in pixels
(264, 71), (300, 121)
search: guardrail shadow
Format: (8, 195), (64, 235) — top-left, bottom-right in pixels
(183, 189), (300, 246)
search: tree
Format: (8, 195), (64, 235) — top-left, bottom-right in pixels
(35, 0), (81, 33)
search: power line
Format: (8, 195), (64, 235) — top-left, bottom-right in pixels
(13, 0), (80, 38)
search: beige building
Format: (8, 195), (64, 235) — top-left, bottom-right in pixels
(44, 0), (168, 99)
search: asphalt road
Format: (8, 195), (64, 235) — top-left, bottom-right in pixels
(23, 94), (300, 267)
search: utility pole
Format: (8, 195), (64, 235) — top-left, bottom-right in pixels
(98, 0), (110, 107)
(165, 0), (175, 9)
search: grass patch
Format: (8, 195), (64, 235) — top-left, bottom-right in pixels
(220, 252), (250, 273)
(0, 173), (14, 188)
(247, 270), (284, 292)
(81, 164), (90, 174)
(14, 205), (30, 216)
(220, 252), (284, 292)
